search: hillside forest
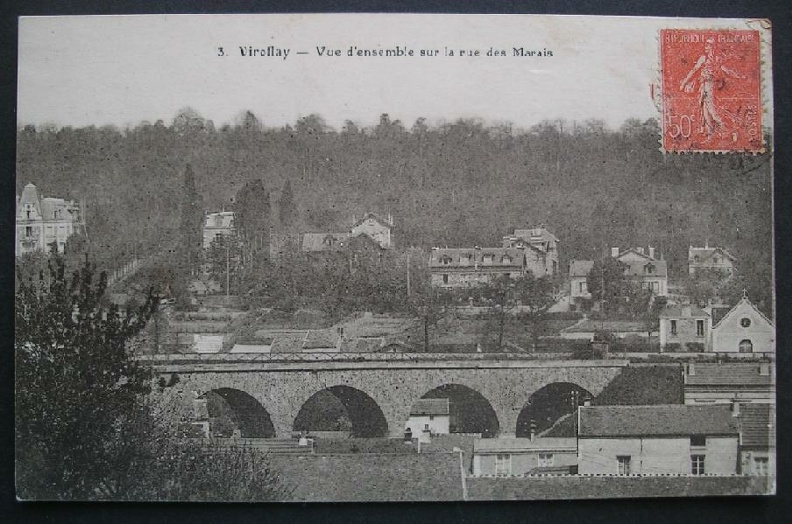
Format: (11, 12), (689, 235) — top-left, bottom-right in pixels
(16, 109), (774, 316)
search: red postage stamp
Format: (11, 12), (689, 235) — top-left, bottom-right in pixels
(660, 29), (762, 153)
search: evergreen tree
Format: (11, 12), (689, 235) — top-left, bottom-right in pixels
(179, 163), (203, 275)
(234, 179), (271, 262)
(278, 179), (298, 229)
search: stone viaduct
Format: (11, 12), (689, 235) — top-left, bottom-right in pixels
(148, 354), (629, 439)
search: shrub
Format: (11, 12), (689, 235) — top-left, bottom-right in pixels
(686, 342), (706, 352)
(665, 342), (681, 352)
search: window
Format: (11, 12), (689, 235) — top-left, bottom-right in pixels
(740, 317), (752, 328)
(616, 456), (631, 475)
(670, 320), (678, 336)
(442, 274), (449, 285)
(691, 455), (706, 475)
(579, 281), (588, 294)
(696, 319), (705, 337)
(739, 339), (753, 353)
(754, 457), (769, 476)
(440, 256), (452, 265)
(538, 453), (554, 468)
(424, 424), (430, 432)
(690, 435), (706, 447)
(483, 255), (494, 265)
(26, 210), (31, 219)
(495, 454), (512, 476)
(645, 263), (655, 274)
(25, 226), (33, 238)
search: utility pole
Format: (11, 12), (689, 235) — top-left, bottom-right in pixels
(225, 241), (230, 301)
(406, 249), (411, 297)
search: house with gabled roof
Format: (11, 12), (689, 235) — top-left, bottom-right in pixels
(689, 245), (737, 276)
(405, 398), (450, 438)
(577, 404), (740, 476)
(710, 294), (774, 355)
(502, 226), (559, 275)
(16, 182), (84, 256)
(350, 211), (394, 249)
(569, 246), (667, 306)
(429, 245), (548, 288)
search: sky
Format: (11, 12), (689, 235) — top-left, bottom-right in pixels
(17, 14), (772, 131)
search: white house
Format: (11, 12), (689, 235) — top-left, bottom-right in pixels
(710, 294), (774, 355)
(405, 398), (450, 438)
(472, 437), (577, 476)
(577, 404), (740, 476)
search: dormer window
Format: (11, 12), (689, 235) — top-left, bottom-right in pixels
(483, 254), (494, 265)
(645, 263), (655, 274)
(502, 255), (512, 265)
(440, 256), (452, 265)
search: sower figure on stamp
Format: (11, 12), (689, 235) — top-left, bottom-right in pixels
(678, 37), (745, 141)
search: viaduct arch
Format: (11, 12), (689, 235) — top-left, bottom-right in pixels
(156, 358), (627, 438)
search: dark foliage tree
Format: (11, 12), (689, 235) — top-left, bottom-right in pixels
(278, 179), (298, 229)
(179, 163), (203, 275)
(234, 179), (271, 264)
(15, 257), (292, 501)
(15, 257), (157, 499)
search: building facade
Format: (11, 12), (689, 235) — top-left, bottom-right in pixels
(577, 405), (740, 476)
(16, 183), (84, 257)
(472, 437), (577, 476)
(350, 212), (394, 249)
(502, 226), (559, 276)
(429, 246), (542, 288)
(569, 247), (667, 306)
(710, 295), (774, 355)
(405, 398), (450, 438)
(202, 211), (236, 249)
(659, 305), (711, 352)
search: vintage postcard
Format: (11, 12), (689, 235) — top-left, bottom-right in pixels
(15, 14), (774, 502)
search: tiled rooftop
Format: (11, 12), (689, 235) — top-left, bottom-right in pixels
(410, 398), (449, 416)
(267, 453), (463, 501)
(578, 404), (739, 438)
(738, 403), (775, 449)
(474, 437), (576, 453)
(685, 363), (774, 386)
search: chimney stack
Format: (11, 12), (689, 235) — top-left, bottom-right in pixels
(648, 246), (656, 259)
(731, 400), (741, 417)
(687, 363), (696, 376)
(611, 247), (619, 258)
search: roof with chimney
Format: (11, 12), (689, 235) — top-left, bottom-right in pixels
(578, 404), (739, 438)
(301, 232), (350, 252)
(473, 437), (576, 453)
(684, 363), (774, 386)
(429, 247), (533, 268)
(659, 305), (709, 319)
